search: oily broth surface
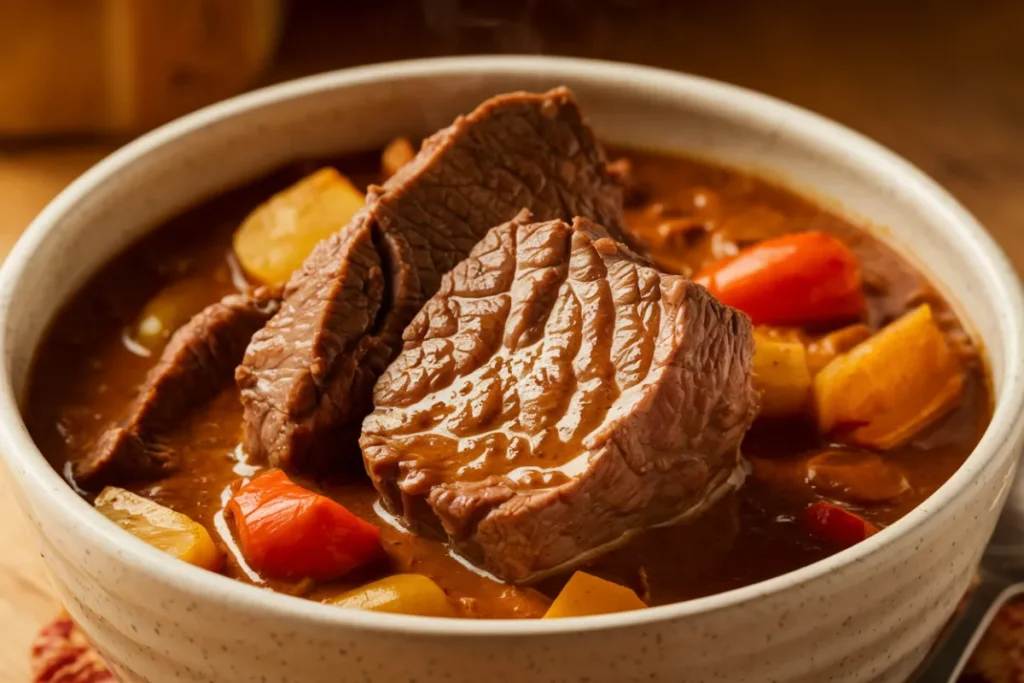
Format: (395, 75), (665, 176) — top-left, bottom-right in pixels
(24, 147), (990, 616)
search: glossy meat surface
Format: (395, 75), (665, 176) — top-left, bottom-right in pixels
(237, 87), (626, 474)
(363, 214), (757, 582)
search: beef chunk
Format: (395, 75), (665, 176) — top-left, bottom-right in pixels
(361, 215), (758, 583)
(74, 287), (279, 488)
(238, 87), (627, 472)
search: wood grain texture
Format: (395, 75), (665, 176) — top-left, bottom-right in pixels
(1, 1), (1021, 679)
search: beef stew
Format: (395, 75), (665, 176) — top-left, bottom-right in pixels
(24, 89), (990, 619)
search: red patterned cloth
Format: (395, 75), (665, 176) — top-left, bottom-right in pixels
(30, 613), (114, 683)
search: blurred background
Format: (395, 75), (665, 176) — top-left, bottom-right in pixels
(2, 1), (1022, 262)
(1, 0), (1022, 680)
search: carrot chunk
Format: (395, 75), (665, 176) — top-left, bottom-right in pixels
(228, 470), (383, 581)
(695, 231), (865, 326)
(804, 501), (878, 548)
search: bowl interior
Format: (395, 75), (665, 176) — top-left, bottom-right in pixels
(1, 57), (1020, 631)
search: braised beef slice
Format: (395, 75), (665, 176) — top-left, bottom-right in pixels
(238, 87), (627, 472)
(360, 215), (758, 583)
(74, 288), (280, 488)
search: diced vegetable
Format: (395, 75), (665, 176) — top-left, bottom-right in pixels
(382, 137), (416, 178)
(753, 332), (813, 418)
(805, 450), (910, 504)
(814, 304), (965, 449)
(95, 487), (223, 571)
(232, 168), (365, 285)
(131, 277), (214, 352)
(326, 574), (455, 617)
(695, 231), (866, 326)
(805, 323), (872, 375)
(543, 571), (646, 619)
(803, 501), (878, 548)
(228, 470), (383, 581)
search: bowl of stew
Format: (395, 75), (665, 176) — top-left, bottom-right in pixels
(1, 56), (1022, 683)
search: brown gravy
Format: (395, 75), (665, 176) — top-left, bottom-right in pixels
(24, 148), (991, 617)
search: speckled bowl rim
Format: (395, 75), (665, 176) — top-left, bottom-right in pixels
(1, 56), (1022, 637)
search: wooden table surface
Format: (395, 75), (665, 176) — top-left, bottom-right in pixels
(2, 2), (1023, 680)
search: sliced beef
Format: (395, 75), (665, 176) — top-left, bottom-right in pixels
(74, 287), (280, 489)
(238, 87), (626, 472)
(360, 215), (758, 583)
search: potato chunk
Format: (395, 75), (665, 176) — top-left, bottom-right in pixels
(130, 277), (214, 352)
(95, 487), (223, 571)
(325, 574), (454, 617)
(753, 333), (813, 418)
(543, 572), (646, 619)
(814, 304), (965, 449)
(233, 168), (365, 285)
(381, 137), (415, 178)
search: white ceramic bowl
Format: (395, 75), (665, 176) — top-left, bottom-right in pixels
(1, 57), (1022, 683)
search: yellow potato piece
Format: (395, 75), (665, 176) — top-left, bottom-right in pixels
(233, 168), (365, 285)
(381, 137), (416, 178)
(753, 333), (813, 418)
(95, 487), (223, 571)
(131, 277), (215, 352)
(326, 574), (455, 617)
(814, 304), (965, 449)
(543, 571), (646, 619)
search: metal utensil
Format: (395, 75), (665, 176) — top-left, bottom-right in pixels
(912, 465), (1024, 682)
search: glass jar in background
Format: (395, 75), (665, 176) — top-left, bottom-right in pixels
(0, 0), (284, 138)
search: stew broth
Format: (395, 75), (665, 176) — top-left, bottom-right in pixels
(24, 147), (990, 618)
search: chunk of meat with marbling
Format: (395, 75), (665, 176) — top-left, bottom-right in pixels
(361, 215), (758, 583)
(238, 87), (627, 473)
